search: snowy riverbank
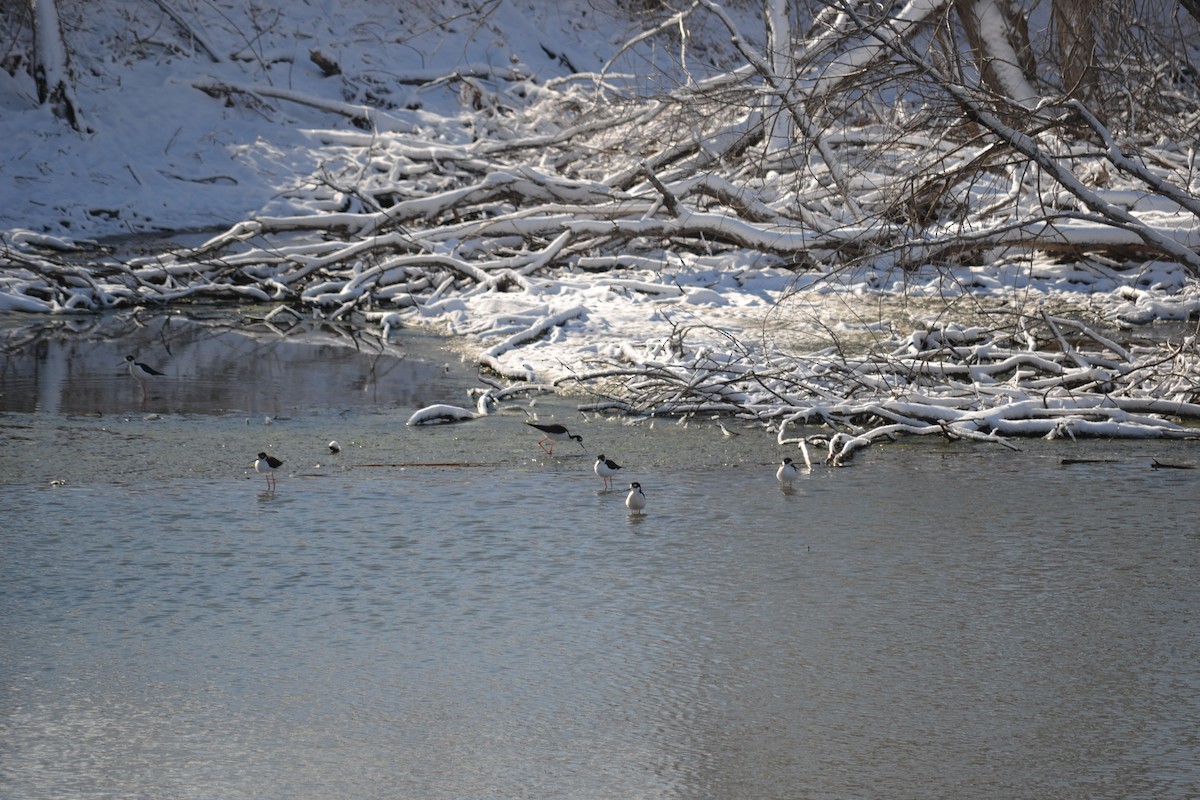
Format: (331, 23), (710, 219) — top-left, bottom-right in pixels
(4, 1), (1200, 457)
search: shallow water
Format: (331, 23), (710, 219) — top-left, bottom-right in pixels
(0, 309), (453, 416)
(2, 313), (1199, 799)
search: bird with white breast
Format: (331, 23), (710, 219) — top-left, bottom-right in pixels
(776, 457), (800, 487)
(254, 451), (284, 490)
(122, 354), (165, 401)
(625, 481), (647, 514)
(594, 454), (623, 490)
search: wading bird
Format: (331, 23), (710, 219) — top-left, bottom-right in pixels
(123, 355), (164, 401)
(625, 481), (647, 514)
(254, 451), (283, 490)
(776, 457), (800, 487)
(525, 421), (585, 455)
(594, 454), (623, 490)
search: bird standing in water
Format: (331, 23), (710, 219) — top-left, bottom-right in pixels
(625, 481), (647, 514)
(123, 354), (164, 401)
(594, 454), (623, 490)
(525, 421), (585, 455)
(255, 451), (283, 490)
(776, 457), (800, 487)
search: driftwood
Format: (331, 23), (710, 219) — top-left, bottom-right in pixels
(1150, 459), (1195, 470)
(566, 310), (1200, 464)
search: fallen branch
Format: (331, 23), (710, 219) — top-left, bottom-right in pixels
(479, 306), (587, 380)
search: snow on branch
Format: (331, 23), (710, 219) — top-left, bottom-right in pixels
(565, 313), (1200, 463)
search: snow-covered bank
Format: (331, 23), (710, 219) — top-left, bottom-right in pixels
(4, 1), (1200, 455)
(2, 0), (712, 235)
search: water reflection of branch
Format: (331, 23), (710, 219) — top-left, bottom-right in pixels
(237, 307), (404, 357)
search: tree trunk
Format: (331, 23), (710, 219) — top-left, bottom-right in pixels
(1052, 0), (1099, 105)
(30, 0), (86, 132)
(763, 0), (794, 157)
(953, 0), (1040, 109)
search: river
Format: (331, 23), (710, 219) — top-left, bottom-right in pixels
(1, 311), (1197, 799)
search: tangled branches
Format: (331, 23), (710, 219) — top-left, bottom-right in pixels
(565, 311), (1200, 464)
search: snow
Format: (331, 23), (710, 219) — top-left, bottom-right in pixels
(406, 388), (498, 425)
(3, 1), (1200, 455)
(967, 0), (1040, 107)
(2, 0), (675, 235)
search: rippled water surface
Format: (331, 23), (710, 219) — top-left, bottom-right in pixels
(2, 314), (1199, 799)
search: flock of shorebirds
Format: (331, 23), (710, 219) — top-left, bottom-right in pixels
(251, 419), (804, 513)
(523, 421), (649, 512)
(126, 352), (801, 511)
(521, 424), (807, 511)
(251, 421), (660, 511)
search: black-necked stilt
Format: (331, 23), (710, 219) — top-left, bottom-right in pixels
(255, 451), (283, 489)
(525, 421), (585, 454)
(625, 481), (646, 513)
(122, 355), (164, 400)
(777, 457), (800, 487)
(595, 454), (623, 490)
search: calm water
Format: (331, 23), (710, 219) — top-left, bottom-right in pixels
(2, 314), (1199, 799)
